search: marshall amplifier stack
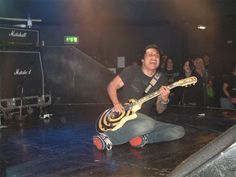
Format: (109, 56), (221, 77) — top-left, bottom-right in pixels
(0, 26), (51, 120)
(0, 26), (39, 48)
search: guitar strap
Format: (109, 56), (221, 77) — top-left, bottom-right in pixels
(144, 72), (161, 94)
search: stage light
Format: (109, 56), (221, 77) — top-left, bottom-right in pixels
(64, 36), (79, 44)
(197, 25), (206, 30)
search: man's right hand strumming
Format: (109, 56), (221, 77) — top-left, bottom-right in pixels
(113, 102), (124, 113)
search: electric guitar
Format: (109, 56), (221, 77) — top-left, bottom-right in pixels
(96, 76), (197, 133)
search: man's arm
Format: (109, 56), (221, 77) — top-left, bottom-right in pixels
(156, 86), (170, 114)
(222, 82), (230, 98)
(223, 82), (236, 104)
(107, 75), (124, 112)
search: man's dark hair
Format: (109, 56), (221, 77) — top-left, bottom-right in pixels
(136, 44), (163, 65)
(143, 44), (163, 57)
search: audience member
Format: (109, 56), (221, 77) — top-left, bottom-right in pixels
(202, 54), (211, 72)
(179, 59), (203, 106)
(160, 55), (168, 71)
(163, 57), (180, 104)
(220, 61), (236, 109)
(194, 57), (216, 107)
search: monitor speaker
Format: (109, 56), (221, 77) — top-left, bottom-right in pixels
(168, 124), (236, 177)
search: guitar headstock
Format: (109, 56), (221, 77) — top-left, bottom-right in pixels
(174, 76), (198, 87)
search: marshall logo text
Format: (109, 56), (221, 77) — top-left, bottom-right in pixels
(9, 30), (27, 38)
(14, 68), (32, 75)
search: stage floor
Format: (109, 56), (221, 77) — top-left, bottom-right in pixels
(0, 105), (236, 177)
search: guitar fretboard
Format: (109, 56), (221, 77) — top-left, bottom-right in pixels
(136, 83), (176, 105)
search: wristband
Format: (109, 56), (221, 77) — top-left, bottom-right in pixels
(160, 98), (169, 105)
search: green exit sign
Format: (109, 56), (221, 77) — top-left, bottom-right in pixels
(64, 36), (79, 44)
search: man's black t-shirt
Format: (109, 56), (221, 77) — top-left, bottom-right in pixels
(118, 64), (167, 115)
(221, 73), (236, 98)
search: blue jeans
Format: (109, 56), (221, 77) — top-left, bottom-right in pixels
(105, 112), (185, 146)
(220, 97), (234, 109)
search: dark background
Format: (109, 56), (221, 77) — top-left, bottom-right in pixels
(0, 0), (235, 72)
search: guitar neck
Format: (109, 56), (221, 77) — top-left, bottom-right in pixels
(136, 83), (176, 105)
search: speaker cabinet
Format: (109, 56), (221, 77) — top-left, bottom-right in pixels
(0, 50), (51, 118)
(0, 50), (44, 98)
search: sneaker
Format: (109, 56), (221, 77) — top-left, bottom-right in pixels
(93, 133), (112, 151)
(129, 135), (148, 148)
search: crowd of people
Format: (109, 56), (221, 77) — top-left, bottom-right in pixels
(159, 54), (236, 109)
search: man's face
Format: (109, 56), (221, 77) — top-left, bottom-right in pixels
(143, 48), (160, 70)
